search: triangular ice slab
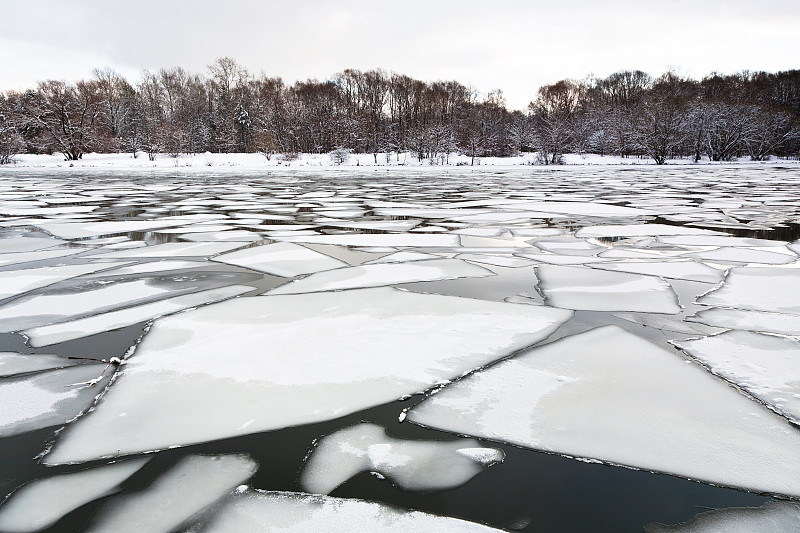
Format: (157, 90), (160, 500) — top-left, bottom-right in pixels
(212, 242), (347, 277)
(203, 489), (504, 532)
(44, 288), (572, 464)
(674, 331), (800, 424)
(408, 326), (800, 498)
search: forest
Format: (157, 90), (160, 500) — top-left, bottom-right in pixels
(1, 58), (799, 165)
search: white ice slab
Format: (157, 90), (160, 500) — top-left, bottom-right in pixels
(591, 260), (725, 283)
(533, 239), (606, 256)
(44, 288), (571, 463)
(686, 247), (796, 265)
(455, 254), (536, 268)
(204, 489), (505, 533)
(511, 201), (649, 217)
(575, 224), (724, 238)
(0, 237), (67, 254)
(276, 233), (460, 247)
(0, 459), (148, 533)
(0, 352), (77, 377)
(22, 285), (254, 347)
(537, 265), (681, 313)
(674, 331), (800, 424)
(687, 308), (800, 336)
(83, 260), (209, 278)
(91, 242), (246, 259)
(178, 231), (262, 243)
(645, 500), (800, 533)
(85, 455), (257, 533)
(267, 259), (494, 295)
(0, 364), (111, 437)
(697, 267), (800, 314)
(409, 326), (800, 498)
(212, 242), (347, 277)
(363, 251), (438, 264)
(0, 279), (178, 332)
(515, 253), (612, 265)
(300, 423), (502, 494)
(0, 248), (84, 268)
(0, 263), (128, 300)
(659, 235), (789, 247)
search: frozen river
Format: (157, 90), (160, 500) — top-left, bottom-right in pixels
(0, 165), (799, 532)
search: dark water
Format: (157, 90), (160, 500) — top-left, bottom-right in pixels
(1, 165), (799, 532)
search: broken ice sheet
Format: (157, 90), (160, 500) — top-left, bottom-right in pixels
(0, 352), (77, 377)
(536, 264), (681, 313)
(85, 454), (257, 533)
(211, 242), (347, 277)
(0, 248), (84, 268)
(0, 263), (129, 300)
(44, 288), (571, 463)
(591, 260), (725, 283)
(299, 422), (503, 494)
(91, 241), (248, 259)
(697, 267), (800, 314)
(408, 326), (800, 498)
(674, 331), (800, 424)
(687, 308), (800, 337)
(0, 459), (148, 533)
(644, 500), (800, 533)
(202, 489), (504, 533)
(22, 285), (255, 347)
(275, 233), (460, 247)
(685, 247), (796, 265)
(267, 259), (494, 295)
(575, 224), (725, 238)
(0, 364), (111, 437)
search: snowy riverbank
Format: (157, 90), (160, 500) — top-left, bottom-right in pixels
(3, 152), (798, 171)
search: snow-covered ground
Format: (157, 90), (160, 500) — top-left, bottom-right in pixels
(4, 151), (798, 170)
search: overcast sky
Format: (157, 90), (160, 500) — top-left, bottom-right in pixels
(1, 0), (798, 110)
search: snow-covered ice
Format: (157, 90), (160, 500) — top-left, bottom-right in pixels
(22, 285), (254, 347)
(697, 267), (800, 313)
(536, 265), (682, 313)
(0, 364), (111, 437)
(0, 352), (77, 377)
(408, 326), (800, 498)
(203, 489), (505, 532)
(591, 260), (725, 283)
(687, 308), (800, 336)
(299, 422), (503, 494)
(0, 459), (147, 532)
(267, 259), (494, 295)
(85, 454), (257, 533)
(44, 287), (571, 463)
(644, 500), (800, 532)
(211, 242), (347, 277)
(674, 331), (800, 424)
(0, 263), (129, 300)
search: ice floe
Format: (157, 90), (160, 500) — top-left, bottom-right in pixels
(536, 265), (681, 313)
(85, 454), (257, 533)
(22, 285), (254, 347)
(0, 263), (129, 300)
(696, 267), (800, 314)
(408, 326), (800, 498)
(575, 224), (724, 238)
(44, 287), (571, 463)
(0, 364), (111, 437)
(591, 260), (725, 283)
(203, 489), (504, 532)
(92, 242), (248, 259)
(674, 331), (800, 423)
(212, 242), (347, 277)
(0, 248), (84, 268)
(644, 500), (800, 532)
(0, 352), (77, 377)
(0, 459), (148, 533)
(687, 308), (800, 336)
(299, 422), (503, 494)
(0, 237), (67, 254)
(276, 233), (460, 247)
(267, 259), (494, 295)
(685, 247), (796, 265)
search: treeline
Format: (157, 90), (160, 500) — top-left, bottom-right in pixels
(1, 58), (799, 165)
